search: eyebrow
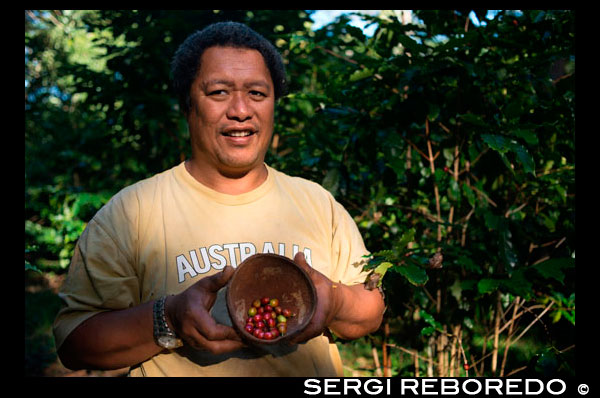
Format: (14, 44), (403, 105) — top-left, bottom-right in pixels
(203, 79), (272, 90)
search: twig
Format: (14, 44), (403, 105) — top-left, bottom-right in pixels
(404, 138), (430, 161)
(491, 291), (502, 375)
(387, 344), (434, 365)
(479, 333), (488, 375)
(457, 328), (469, 377)
(427, 336), (434, 376)
(552, 72), (573, 85)
(470, 184), (498, 207)
(426, 118), (443, 242)
(500, 296), (521, 376)
(315, 45), (358, 65)
(510, 301), (555, 347)
(422, 287), (437, 305)
(559, 344), (575, 353)
(461, 208), (475, 247)
(447, 143), (460, 241)
(383, 321), (391, 377)
(414, 348), (420, 377)
(371, 345), (383, 377)
(505, 202), (528, 218)
(505, 365), (528, 377)
(449, 325), (459, 376)
(438, 122), (452, 134)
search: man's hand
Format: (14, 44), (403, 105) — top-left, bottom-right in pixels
(288, 252), (385, 345)
(166, 266), (245, 354)
(287, 252), (343, 345)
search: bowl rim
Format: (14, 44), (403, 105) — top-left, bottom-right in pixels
(225, 252), (317, 345)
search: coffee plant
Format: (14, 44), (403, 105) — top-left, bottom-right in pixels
(26, 10), (575, 377)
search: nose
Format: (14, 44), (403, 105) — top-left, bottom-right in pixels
(226, 92), (252, 122)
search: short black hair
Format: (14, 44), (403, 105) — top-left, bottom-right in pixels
(171, 21), (288, 115)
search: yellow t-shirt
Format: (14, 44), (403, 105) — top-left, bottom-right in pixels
(53, 162), (370, 376)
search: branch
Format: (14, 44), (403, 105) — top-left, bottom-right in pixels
(509, 301), (555, 347)
(314, 44), (358, 65)
(404, 138), (430, 161)
(470, 184), (498, 207)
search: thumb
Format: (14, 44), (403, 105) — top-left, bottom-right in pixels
(201, 265), (236, 292)
(294, 251), (309, 268)
(294, 252), (314, 276)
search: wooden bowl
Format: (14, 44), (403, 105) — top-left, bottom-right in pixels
(226, 253), (317, 345)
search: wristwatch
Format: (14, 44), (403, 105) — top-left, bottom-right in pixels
(153, 296), (183, 349)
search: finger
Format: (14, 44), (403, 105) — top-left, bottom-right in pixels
(184, 326), (246, 354)
(294, 251), (308, 267)
(287, 307), (328, 345)
(204, 339), (247, 355)
(194, 309), (243, 342)
(199, 265), (236, 292)
(294, 252), (314, 277)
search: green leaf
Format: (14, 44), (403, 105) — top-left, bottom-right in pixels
(461, 113), (487, 127)
(501, 269), (533, 298)
(396, 34), (422, 54)
(25, 261), (42, 273)
(420, 310), (438, 326)
(499, 221), (518, 270)
(532, 258), (574, 284)
(462, 183), (476, 207)
(481, 134), (511, 154)
(561, 310), (575, 325)
(509, 141), (536, 176)
(458, 257), (483, 275)
(483, 211), (501, 230)
(396, 228), (416, 252)
(349, 67), (374, 82)
(512, 129), (539, 145)
(482, 134), (536, 176)
(372, 262), (394, 287)
(478, 278), (500, 294)
(420, 326), (436, 336)
(397, 263), (428, 286)
(449, 278), (462, 302)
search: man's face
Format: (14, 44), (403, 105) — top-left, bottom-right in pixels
(187, 46), (275, 177)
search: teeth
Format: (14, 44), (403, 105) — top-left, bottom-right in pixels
(226, 131), (252, 137)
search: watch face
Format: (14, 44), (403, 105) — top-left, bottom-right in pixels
(158, 336), (178, 349)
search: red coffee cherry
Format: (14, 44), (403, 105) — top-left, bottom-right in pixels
(246, 297), (290, 340)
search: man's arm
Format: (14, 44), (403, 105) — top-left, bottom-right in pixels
(57, 300), (162, 370)
(288, 252), (385, 344)
(57, 266), (244, 370)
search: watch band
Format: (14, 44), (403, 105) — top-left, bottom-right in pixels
(153, 296), (183, 349)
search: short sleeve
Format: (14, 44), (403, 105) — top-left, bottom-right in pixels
(328, 196), (371, 286)
(53, 187), (141, 350)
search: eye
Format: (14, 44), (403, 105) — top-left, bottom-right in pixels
(249, 90), (267, 98)
(208, 89), (228, 96)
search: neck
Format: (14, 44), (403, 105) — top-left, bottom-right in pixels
(184, 159), (268, 195)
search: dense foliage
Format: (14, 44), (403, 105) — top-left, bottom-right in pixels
(26, 10), (574, 377)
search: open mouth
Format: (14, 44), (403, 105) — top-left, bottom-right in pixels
(222, 130), (256, 137)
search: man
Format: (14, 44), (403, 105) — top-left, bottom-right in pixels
(53, 21), (385, 377)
